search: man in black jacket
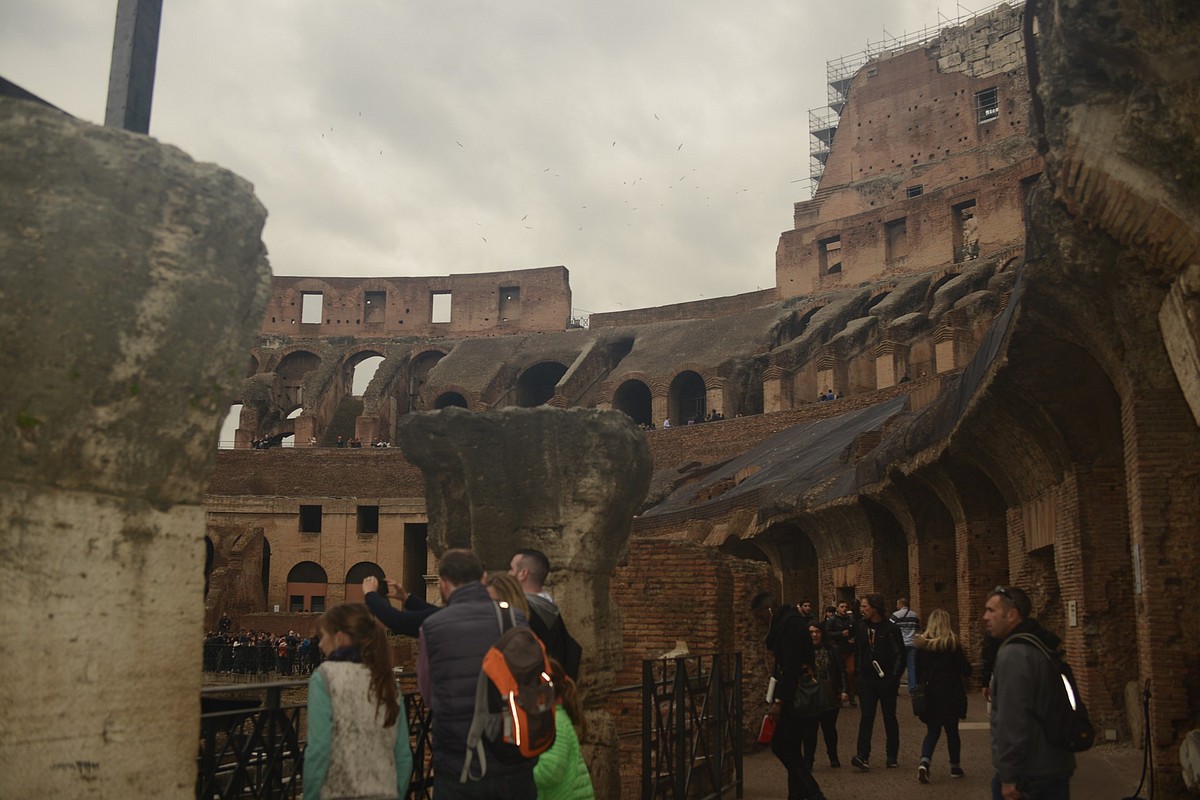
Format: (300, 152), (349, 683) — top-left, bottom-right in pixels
(509, 548), (582, 679)
(751, 591), (826, 800)
(851, 593), (906, 770)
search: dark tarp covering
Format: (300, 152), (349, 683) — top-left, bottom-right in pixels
(640, 395), (911, 521)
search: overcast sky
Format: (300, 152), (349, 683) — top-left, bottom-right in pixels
(2, 1), (982, 318)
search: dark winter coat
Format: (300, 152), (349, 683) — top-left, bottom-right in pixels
(913, 637), (971, 725)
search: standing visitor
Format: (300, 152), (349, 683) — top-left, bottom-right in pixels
(303, 603), (412, 800)
(800, 624), (847, 769)
(533, 658), (595, 800)
(851, 594), (905, 770)
(913, 608), (971, 783)
(750, 591), (826, 800)
(891, 598), (920, 693)
(984, 586), (1074, 800)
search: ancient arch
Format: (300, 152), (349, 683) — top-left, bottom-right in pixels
(348, 352), (385, 396)
(718, 534), (770, 562)
(612, 378), (653, 425)
(668, 369), (707, 424)
(277, 349), (322, 409)
(755, 522), (820, 605)
(246, 354), (260, 377)
(516, 361), (568, 407)
(407, 349), (447, 412)
(343, 561), (386, 604)
(285, 561), (328, 613)
(860, 497), (910, 606)
(434, 391), (469, 409)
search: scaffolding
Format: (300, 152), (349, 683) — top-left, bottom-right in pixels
(806, 0), (1016, 193)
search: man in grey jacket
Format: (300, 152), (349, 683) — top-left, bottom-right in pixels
(984, 586), (1074, 800)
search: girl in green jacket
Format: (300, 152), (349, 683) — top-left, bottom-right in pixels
(534, 659), (595, 800)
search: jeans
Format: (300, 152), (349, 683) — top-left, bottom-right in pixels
(855, 678), (900, 763)
(991, 772), (1071, 800)
(904, 645), (918, 692)
(919, 719), (961, 765)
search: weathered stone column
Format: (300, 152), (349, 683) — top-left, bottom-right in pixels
(0, 98), (270, 798)
(398, 406), (651, 800)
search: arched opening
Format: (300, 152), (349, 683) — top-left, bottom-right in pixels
(865, 291), (892, 313)
(204, 536), (215, 598)
(246, 355), (260, 378)
(718, 535), (770, 562)
(350, 353), (385, 396)
(277, 351), (322, 408)
(612, 379), (653, 425)
(758, 523), (820, 605)
(408, 350), (446, 412)
(668, 370), (706, 425)
(516, 361), (568, 407)
(434, 392), (468, 409)
(218, 403), (243, 450)
(861, 497), (910, 605)
(286, 561), (328, 613)
(344, 562), (386, 604)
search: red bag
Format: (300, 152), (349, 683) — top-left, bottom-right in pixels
(756, 713), (776, 744)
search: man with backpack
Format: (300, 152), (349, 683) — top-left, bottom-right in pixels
(984, 585), (1076, 800)
(418, 549), (538, 799)
(509, 549), (582, 680)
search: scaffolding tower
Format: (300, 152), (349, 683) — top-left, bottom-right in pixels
(806, 0), (1014, 194)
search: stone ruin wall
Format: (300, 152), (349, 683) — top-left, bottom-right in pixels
(260, 265), (572, 339)
(777, 1), (1039, 298)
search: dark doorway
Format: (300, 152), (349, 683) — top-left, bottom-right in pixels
(613, 379), (652, 425)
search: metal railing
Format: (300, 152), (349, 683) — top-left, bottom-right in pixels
(197, 674), (433, 800)
(624, 653), (743, 800)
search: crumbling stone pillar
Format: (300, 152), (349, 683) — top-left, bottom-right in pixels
(0, 98), (270, 798)
(398, 406), (651, 800)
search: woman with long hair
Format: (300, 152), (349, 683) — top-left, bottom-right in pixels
(485, 572), (531, 618)
(913, 607), (971, 783)
(303, 603), (412, 800)
(533, 658), (595, 800)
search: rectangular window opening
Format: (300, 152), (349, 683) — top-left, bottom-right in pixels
(299, 504), (322, 534)
(357, 505), (380, 535)
(289, 595), (305, 613)
(906, 185), (924, 198)
(310, 596), (326, 614)
(818, 235), (842, 275)
(885, 217), (909, 262)
(498, 286), (521, 322)
(364, 291), (386, 324)
(431, 291), (452, 324)
(976, 87), (999, 124)
(953, 200), (979, 263)
(301, 292), (323, 324)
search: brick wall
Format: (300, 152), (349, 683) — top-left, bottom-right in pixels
(259, 266), (571, 338)
(589, 289), (777, 329)
(609, 538), (776, 797)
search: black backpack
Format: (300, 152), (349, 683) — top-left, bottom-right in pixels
(1002, 633), (1095, 752)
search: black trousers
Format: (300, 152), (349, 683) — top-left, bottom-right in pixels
(772, 711), (824, 800)
(799, 707), (840, 768)
(855, 677), (900, 763)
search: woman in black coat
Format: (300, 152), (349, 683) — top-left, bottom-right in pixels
(913, 608), (971, 783)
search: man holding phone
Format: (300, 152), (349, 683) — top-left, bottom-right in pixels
(850, 593), (906, 771)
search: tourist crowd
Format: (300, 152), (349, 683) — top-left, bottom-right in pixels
(202, 625), (321, 676)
